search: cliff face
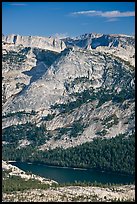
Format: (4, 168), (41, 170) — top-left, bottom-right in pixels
(2, 34), (66, 52)
(63, 33), (135, 66)
(2, 33), (135, 150)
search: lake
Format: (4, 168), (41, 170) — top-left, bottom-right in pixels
(10, 161), (134, 184)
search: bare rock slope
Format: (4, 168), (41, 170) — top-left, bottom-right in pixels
(2, 33), (135, 150)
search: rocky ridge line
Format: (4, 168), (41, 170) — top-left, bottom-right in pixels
(2, 34), (66, 53)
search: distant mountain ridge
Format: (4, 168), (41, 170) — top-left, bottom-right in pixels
(2, 34), (66, 52)
(3, 32), (134, 66)
(62, 33), (135, 66)
(62, 33), (134, 48)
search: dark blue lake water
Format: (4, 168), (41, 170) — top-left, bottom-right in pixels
(10, 162), (134, 184)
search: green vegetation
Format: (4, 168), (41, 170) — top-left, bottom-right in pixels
(41, 113), (55, 121)
(102, 114), (119, 129)
(50, 56), (134, 112)
(56, 180), (128, 188)
(102, 114), (118, 125)
(2, 122), (47, 147)
(2, 168), (134, 194)
(54, 121), (85, 140)
(112, 89), (134, 103)
(69, 76), (92, 86)
(2, 117), (135, 176)
(2, 110), (36, 119)
(110, 54), (134, 71)
(2, 173), (50, 193)
(2, 120), (86, 162)
(51, 87), (131, 113)
(30, 133), (135, 175)
(3, 170), (134, 198)
(68, 121), (85, 138)
(54, 127), (70, 140)
(2, 50), (27, 64)
(51, 79), (134, 114)
(51, 89), (96, 113)
(96, 89), (112, 107)
(16, 82), (26, 89)
(96, 129), (108, 136)
(2, 174), (135, 202)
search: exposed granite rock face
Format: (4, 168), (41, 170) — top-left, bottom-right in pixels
(2, 34), (66, 52)
(2, 33), (135, 150)
(63, 33), (135, 66)
(3, 47), (134, 113)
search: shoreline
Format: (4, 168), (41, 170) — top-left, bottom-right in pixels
(2, 160), (58, 184)
(8, 161), (135, 185)
(9, 160), (135, 178)
(2, 160), (135, 202)
(9, 160), (88, 171)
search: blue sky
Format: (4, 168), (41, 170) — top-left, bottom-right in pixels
(2, 2), (135, 38)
